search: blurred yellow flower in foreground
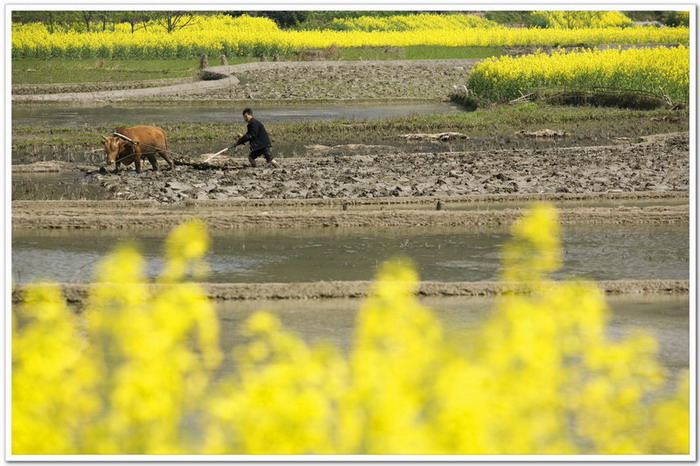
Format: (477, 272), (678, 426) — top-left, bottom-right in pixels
(12, 206), (689, 455)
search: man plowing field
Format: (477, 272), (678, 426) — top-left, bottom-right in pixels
(229, 108), (280, 168)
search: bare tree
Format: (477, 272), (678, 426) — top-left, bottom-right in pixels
(81, 11), (93, 32)
(154, 12), (198, 33)
(119, 11), (149, 33)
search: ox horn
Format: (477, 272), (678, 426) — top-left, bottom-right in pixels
(101, 135), (108, 141)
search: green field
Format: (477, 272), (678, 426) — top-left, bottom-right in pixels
(12, 57), (256, 85)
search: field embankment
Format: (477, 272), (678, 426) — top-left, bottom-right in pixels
(12, 192), (688, 230)
(11, 279), (690, 304)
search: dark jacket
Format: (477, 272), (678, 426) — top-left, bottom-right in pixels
(235, 118), (271, 151)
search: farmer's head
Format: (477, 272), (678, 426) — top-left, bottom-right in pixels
(242, 108), (253, 122)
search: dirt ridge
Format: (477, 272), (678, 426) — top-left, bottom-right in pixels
(12, 202), (688, 230)
(12, 279), (690, 304)
(11, 190), (688, 210)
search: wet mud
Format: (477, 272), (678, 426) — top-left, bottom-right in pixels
(13, 132), (689, 229)
(19, 131), (687, 204)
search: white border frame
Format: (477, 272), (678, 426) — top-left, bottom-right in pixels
(3, 2), (697, 463)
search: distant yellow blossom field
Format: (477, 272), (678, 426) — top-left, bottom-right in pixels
(11, 13), (690, 59)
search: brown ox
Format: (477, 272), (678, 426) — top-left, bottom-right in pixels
(102, 125), (175, 174)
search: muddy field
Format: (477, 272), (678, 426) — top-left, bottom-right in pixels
(13, 131), (688, 205)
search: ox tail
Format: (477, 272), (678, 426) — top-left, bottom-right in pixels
(160, 129), (177, 168)
(162, 131), (174, 158)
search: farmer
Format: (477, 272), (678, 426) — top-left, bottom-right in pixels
(231, 108), (280, 168)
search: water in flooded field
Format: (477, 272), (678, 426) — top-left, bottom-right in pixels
(214, 294), (690, 373)
(11, 102), (462, 128)
(12, 223), (688, 284)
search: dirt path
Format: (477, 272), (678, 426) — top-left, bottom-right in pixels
(12, 59), (480, 103)
(12, 279), (689, 304)
(12, 74), (240, 103)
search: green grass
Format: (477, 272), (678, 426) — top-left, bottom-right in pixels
(12, 57), (257, 85)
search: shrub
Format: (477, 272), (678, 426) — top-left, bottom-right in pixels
(664, 11), (690, 27)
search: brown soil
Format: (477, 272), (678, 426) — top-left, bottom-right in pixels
(12, 279), (689, 304)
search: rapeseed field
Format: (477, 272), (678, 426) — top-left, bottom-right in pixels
(467, 45), (690, 102)
(12, 13), (690, 59)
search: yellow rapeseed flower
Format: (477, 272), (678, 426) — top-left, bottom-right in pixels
(12, 206), (690, 455)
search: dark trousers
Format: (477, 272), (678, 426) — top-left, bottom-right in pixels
(249, 147), (273, 162)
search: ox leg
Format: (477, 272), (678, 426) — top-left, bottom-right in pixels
(147, 154), (159, 171)
(135, 157), (142, 174)
(160, 151), (175, 170)
(113, 161), (121, 174)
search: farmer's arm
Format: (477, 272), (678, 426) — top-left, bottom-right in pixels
(228, 133), (246, 151)
(229, 134), (244, 150)
(233, 121), (258, 147)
